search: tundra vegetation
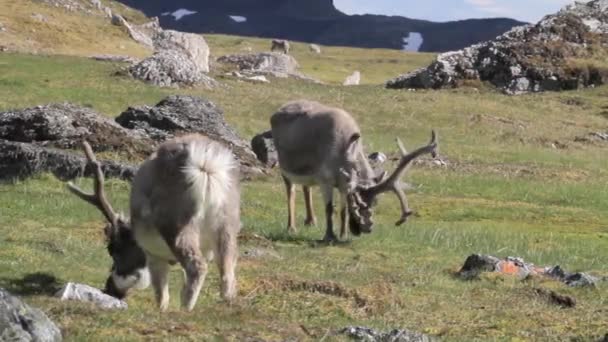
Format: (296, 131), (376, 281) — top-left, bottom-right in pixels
(0, 1), (607, 341)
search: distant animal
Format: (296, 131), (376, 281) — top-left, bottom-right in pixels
(271, 39), (290, 54)
(270, 100), (438, 242)
(67, 135), (241, 311)
(309, 44), (321, 54)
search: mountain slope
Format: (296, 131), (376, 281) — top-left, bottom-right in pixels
(115, 0), (526, 52)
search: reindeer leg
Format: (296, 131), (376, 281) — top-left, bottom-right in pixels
(282, 175), (297, 233)
(215, 229), (238, 301)
(320, 185), (337, 242)
(174, 228), (207, 311)
(339, 193), (348, 239)
(147, 254), (170, 312)
(303, 186), (317, 227)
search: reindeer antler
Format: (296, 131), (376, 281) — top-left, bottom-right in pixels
(362, 130), (438, 226)
(67, 141), (119, 232)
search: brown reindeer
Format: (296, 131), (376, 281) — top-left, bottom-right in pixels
(270, 100), (438, 242)
(270, 39), (290, 54)
(67, 134), (241, 311)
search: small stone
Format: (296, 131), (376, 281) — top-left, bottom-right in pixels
(55, 282), (128, 310)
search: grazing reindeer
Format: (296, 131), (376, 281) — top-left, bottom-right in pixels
(67, 134), (241, 311)
(270, 100), (438, 242)
(271, 39), (290, 54)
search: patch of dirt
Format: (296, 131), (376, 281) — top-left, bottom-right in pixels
(532, 287), (576, 308)
(257, 277), (369, 309)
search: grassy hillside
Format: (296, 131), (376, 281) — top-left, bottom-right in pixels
(0, 0), (150, 57)
(1, 3), (608, 341)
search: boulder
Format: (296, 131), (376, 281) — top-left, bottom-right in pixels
(251, 130), (277, 167)
(90, 54), (139, 64)
(154, 30), (209, 73)
(218, 52), (299, 77)
(343, 71), (361, 86)
(387, 0), (608, 94)
(129, 30), (216, 87)
(115, 95), (266, 179)
(0, 288), (62, 342)
(0, 103), (154, 157)
(0, 140), (136, 181)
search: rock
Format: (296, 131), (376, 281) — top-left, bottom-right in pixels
(563, 272), (599, 288)
(0, 22), (6, 32)
(55, 283), (128, 310)
(309, 44), (321, 54)
(90, 54), (139, 64)
(386, 0), (608, 94)
(217, 52), (320, 83)
(31, 13), (48, 22)
(111, 14), (156, 48)
(457, 254), (500, 279)
(115, 95), (266, 179)
(0, 288), (62, 342)
(339, 326), (435, 342)
(240, 247), (281, 260)
(89, 0), (101, 10)
(129, 30), (216, 87)
(343, 71), (361, 86)
(0, 103), (154, 156)
(153, 30), (210, 73)
(251, 130), (277, 167)
(129, 50), (218, 88)
(0, 140), (137, 181)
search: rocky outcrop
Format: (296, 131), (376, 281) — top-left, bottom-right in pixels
(387, 0), (608, 94)
(0, 98), (265, 181)
(115, 95), (266, 178)
(0, 140), (136, 181)
(129, 29), (216, 88)
(0, 288), (62, 342)
(218, 52), (319, 83)
(0, 103), (154, 156)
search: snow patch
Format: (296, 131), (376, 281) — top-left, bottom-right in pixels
(402, 32), (423, 52)
(161, 9), (197, 21)
(229, 15), (247, 23)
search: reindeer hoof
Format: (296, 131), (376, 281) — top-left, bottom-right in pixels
(287, 226), (297, 234)
(395, 211), (414, 226)
(304, 217), (317, 227)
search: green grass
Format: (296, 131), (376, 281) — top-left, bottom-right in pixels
(1, 28), (608, 341)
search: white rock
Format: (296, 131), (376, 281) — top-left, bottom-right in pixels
(55, 282), (128, 310)
(343, 71), (361, 86)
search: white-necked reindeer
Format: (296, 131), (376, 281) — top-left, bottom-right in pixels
(67, 134), (241, 311)
(270, 100), (438, 242)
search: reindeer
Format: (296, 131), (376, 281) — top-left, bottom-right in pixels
(270, 100), (438, 242)
(271, 39), (290, 54)
(67, 134), (241, 311)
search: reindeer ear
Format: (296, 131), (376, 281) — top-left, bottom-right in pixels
(345, 133), (361, 159)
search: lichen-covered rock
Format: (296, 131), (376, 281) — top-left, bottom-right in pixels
(0, 288), (62, 342)
(387, 0), (608, 94)
(343, 71), (361, 86)
(217, 52), (320, 83)
(154, 30), (209, 73)
(129, 30), (215, 87)
(115, 95), (266, 179)
(0, 103), (154, 156)
(0, 140), (136, 181)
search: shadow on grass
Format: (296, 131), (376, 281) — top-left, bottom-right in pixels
(0, 272), (63, 296)
(260, 230), (353, 248)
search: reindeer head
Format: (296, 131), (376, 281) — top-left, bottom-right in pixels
(67, 141), (149, 299)
(340, 131), (438, 236)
